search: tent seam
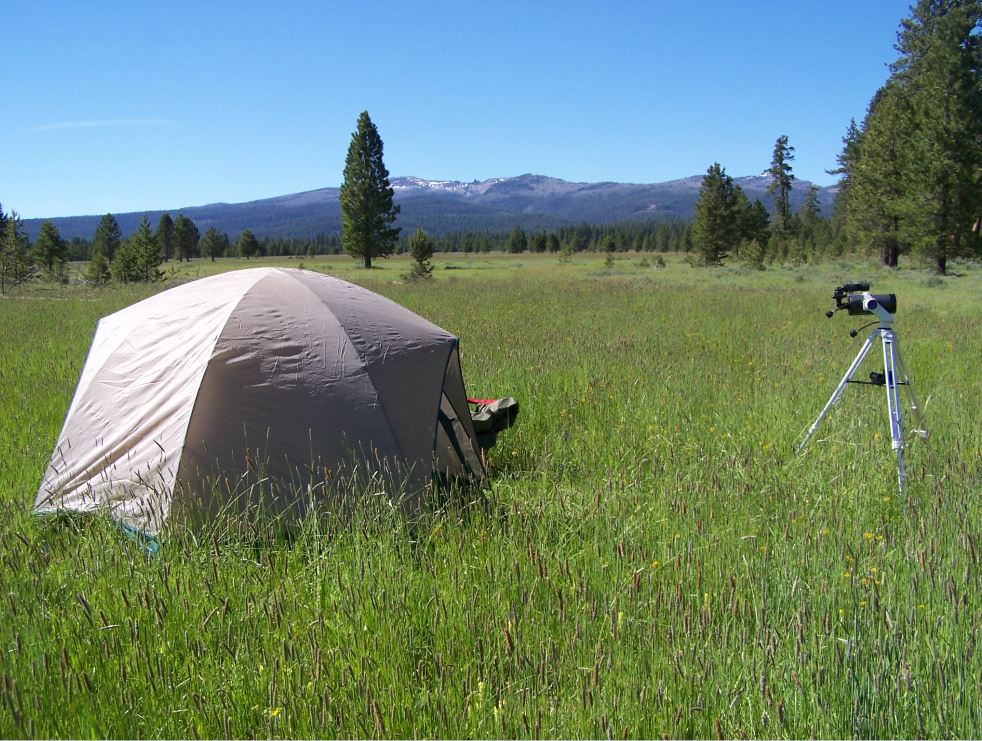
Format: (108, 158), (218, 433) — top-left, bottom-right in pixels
(285, 269), (413, 465)
(172, 269), (274, 499)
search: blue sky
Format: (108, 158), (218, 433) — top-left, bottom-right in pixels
(5, 1), (912, 218)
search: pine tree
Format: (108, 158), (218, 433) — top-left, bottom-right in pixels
(797, 185), (824, 257)
(0, 204), (8, 292)
(847, 83), (915, 267)
(339, 111), (401, 268)
(201, 228), (229, 261)
(1, 209), (31, 290)
(92, 213), (121, 263)
(110, 239), (140, 283)
(137, 215), (164, 281)
(32, 221), (69, 278)
(405, 226), (435, 281)
(739, 198), (771, 246)
(765, 135), (796, 234)
(173, 215), (200, 262)
(112, 215), (162, 282)
(692, 163), (739, 266)
(84, 250), (110, 285)
(156, 213), (176, 261)
(890, 0), (982, 274)
(237, 229), (260, 259)
(507, 226), (527, 253)
(736, 196), (771, 267)
(828, 119), (861, 238)
(799, 186), (822, 232)
(134, 215), (162, 282)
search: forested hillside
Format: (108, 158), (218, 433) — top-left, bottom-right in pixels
(21, 175), (835, 242)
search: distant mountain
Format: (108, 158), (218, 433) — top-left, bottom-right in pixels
(24, 174), (837, 241)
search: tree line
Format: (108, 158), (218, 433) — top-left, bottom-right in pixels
(688, 137), (835, 269)
(690, 0), (982, 274)
(0, 206), (336, 290)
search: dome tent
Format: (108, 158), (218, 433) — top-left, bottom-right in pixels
(35, 268), (485, 536)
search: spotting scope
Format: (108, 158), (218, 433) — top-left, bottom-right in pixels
(826, 282), (897, 318)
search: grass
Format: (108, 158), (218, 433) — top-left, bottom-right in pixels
(1, 252), (979, 737)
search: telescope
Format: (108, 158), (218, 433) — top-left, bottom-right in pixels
(800, 282), (929, 493)
(827, 282), (897, 317)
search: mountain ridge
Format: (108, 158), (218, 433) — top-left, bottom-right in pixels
(23, 174), (837, 241)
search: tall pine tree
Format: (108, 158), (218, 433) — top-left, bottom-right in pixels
(828, 118), (862, 248)
(92, 213), (122, 263)
(339, 111), (400, 268)
(0, 204), (8, 292)
(835, 1), (982, 271)
(692, 163), (739, 266)
(847, 83), (917, 267)
(891, 0), (982, 274)
(765, 135), (796, 234)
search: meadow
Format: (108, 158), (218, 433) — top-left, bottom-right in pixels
(0, 252), (979, 738)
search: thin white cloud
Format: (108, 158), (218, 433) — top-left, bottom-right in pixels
(35, 119), (175, 132)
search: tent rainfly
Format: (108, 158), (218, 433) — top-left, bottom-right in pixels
(35, 268), (485, 536)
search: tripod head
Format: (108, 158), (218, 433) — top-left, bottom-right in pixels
(825, 282), (897, 324)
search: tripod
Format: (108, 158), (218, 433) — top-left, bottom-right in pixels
(799, 297), (929, 493)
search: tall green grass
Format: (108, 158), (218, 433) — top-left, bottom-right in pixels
(1, 254), (979, 737)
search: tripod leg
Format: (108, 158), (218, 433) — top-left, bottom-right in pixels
(798, 333), (877, 453)
(881, 329), (906, 492)
(893, 343), (930, 441)
(893, 339), (941, 487)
